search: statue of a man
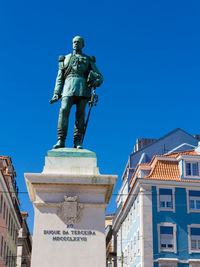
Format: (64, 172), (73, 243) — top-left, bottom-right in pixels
(50, 36), (103, 149)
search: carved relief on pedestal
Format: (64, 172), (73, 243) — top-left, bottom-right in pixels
(58, 195), (83, 224)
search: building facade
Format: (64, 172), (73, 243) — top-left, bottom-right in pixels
(16, 212), (32, 267)
(113, 129), (200, 267)
(106, 214), (117, 267)
(0, 156), (22, 267)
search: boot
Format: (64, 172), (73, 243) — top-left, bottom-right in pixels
(53, 139), (65, 149)
(74, 142), (83, 149)
(53, 128), (66, 149)
(73, 126), (83, 149)
(74, 135), (83, 149)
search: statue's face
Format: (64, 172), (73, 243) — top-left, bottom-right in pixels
(73, 38), (83, 51)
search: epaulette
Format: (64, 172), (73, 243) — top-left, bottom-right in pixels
(59, 55), (65, 62)
(89, 56), (96, 63)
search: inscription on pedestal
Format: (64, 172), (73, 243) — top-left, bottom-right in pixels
(43, 224), (96, 242)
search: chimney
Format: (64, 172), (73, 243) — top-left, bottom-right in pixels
(194, 135), (200, 141)
(134, 138), (157, 152)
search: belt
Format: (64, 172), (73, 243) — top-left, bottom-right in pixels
(66, 74), (87, 79)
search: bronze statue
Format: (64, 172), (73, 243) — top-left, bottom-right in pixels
(50, 36), (103, 149)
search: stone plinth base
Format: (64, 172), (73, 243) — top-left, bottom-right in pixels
(25, 148), (117, 267)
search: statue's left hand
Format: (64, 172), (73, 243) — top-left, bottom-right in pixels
(92, 79), (102, 88)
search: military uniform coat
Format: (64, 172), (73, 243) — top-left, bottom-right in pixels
(54, 52), (103, 98)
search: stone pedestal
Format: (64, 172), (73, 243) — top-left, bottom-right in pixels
(25, 148), (117, 267)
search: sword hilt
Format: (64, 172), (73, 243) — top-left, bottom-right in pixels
(94, 95), (98, 106)
(89, 88), (98, 108)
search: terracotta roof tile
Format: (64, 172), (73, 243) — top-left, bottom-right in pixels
(130, 149), (200, 184)
(146, 160), (180, 180)
(161, 149), (199, 158)
(140, 163), (151, 166)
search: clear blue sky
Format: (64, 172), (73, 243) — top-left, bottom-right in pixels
(1, 0), (200, 234)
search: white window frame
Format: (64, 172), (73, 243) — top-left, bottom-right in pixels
(131, 204), (134, 222)
(159, 263), (177, 267)
(158, 223), (177, 253)
(133, 204), (136, 222)
(189, 263), (200, 267)
(188, 224), (200, 254)
(130, 206), (133, 225)
(184, 161), (200, 178)
(130, 239), (133, 263)
(137, 195), (140, 217)
(133, 234), (136, 258)
(190, 196), (200, 210)
(127, 212), (130, 232)
(124, 248), (127, 265)
(187, 189), (200, 213)
(137, 228), (140, 256)
(184, 159), (199, 178)
(123, 220), (126, 238)
(125, 217), (128, 237)
(127, 243), (130, 265)
(157, 187), (175, 212)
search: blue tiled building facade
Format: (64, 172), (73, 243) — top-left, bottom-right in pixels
(152, 182), (200, 266)
(113, 129), (200, 267)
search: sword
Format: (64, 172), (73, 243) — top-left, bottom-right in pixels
(81, 88), (98, 145)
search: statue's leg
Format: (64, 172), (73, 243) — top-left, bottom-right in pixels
(53, 97), (74, 149)
(73, 97), (88, 149)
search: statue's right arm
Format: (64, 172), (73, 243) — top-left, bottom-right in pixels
(50, 56), (66, 104)
(54, 69), (65, 96)
(49, 69), (64, 103)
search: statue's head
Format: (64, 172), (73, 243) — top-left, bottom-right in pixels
(72, 36), (84, 52)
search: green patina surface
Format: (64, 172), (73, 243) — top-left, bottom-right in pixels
(47, 148), (96, 158)
(50, 36), (103, 150)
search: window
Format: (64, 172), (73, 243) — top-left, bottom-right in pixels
(5, 206), (8, 224)
(134, 235), (136, 257)
(190, 228), (200, 252)
(133, 204), (136, 221)
(6, 246), (8, 265)
(1, 236), (4, 258)
(124, 218), (127, 237)
(186, 162), (199, 176)
(127, 213), (130, 232)
(3, 241), (6, 261)
(0, 194), (3, 214)
(8, 213), (10, 231)
(189, 191), (200, 211)
(124, 249), (127, 265)
(130, 207), (133, 224)
(15, 230), (18, 244)
(12, 225), (15, 240)
(137, 196), (140, 216)
(11, 253), (13, 267)
(159, 189), (173, 210)
(127, 244), (130, 265)
(159, 225), (176, 252)
(11, 219), (13, 236)
(3, 202), (6, 220)
(137, 230), (140, 254)
(130, 240), (133, 263)
(8, 250), (11, 267)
